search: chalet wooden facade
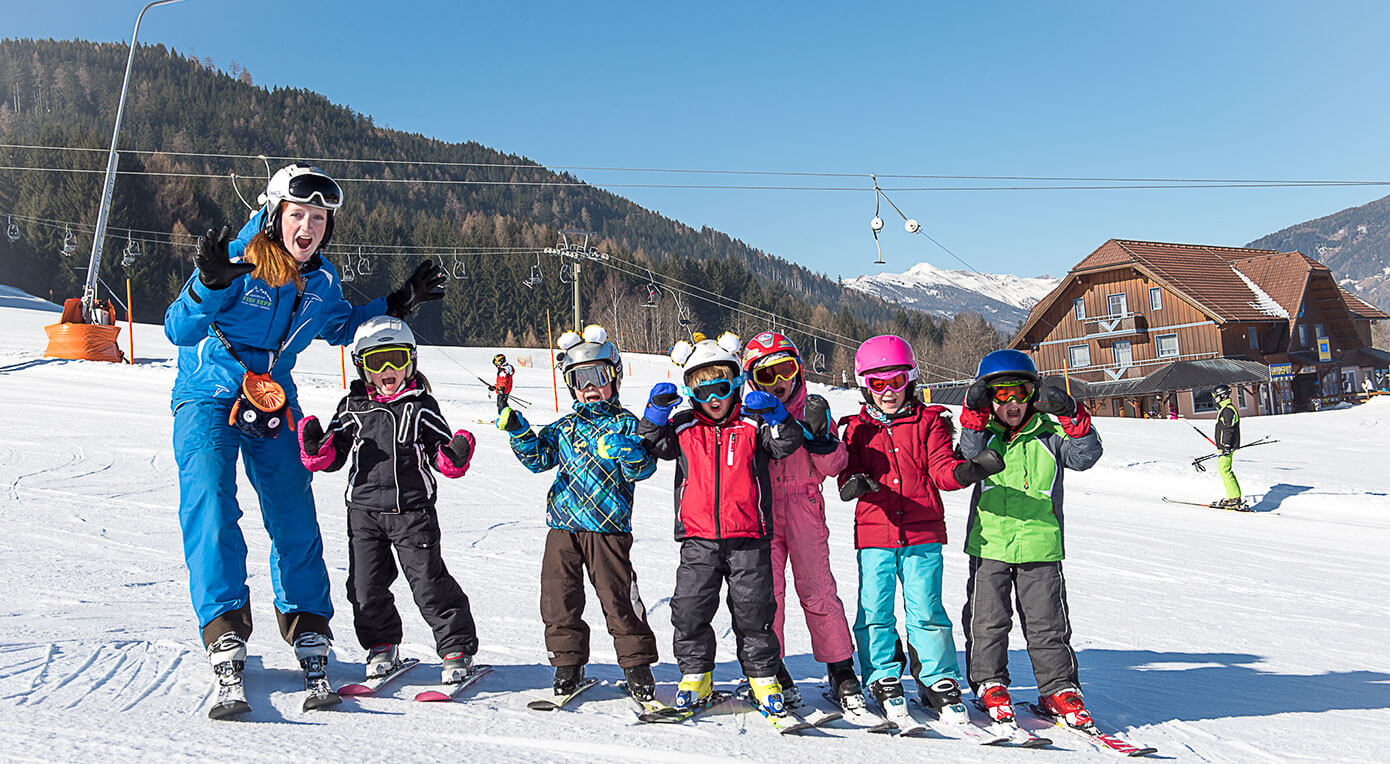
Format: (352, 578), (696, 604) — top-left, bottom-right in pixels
(1008, 239), (1390, 418)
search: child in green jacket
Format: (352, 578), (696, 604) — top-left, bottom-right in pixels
(956, 350), (1102, 730)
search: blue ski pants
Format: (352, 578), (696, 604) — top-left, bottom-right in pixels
(854, 543), (960, 688)
(174, 398), (333, 631)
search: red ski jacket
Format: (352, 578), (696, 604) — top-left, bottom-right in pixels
(838, 403), (966, 549)
(639, 404), (804, 541)
(495, 364), (515, 395)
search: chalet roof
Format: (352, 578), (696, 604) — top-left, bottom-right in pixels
(924, 358), (1271, 404)
(1339, 288), (1390, 320)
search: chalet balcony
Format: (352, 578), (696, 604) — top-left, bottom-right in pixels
(1082, 312), (1147, 343)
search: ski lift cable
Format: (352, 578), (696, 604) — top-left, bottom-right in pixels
(5, 143), (1387, 186)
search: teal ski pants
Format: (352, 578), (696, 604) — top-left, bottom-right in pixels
(854, 543), (961, 688)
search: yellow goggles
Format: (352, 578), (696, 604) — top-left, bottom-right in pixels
(359, 346), (415, 374)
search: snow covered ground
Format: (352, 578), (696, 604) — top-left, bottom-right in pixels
(1, 287), (1387, 762)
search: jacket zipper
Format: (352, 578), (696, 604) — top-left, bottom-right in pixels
(713, 426), (723, 539)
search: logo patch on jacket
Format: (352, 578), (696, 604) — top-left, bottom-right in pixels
(241, 286), (273, 310)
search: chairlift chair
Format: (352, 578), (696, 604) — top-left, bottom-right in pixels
(6, 217), (18, 243)
(810, 338), (828, 375)
(452, 254), (469, 281)
(357, 247), (373, 275)
(121, 236), (141, 268)
(341, 258), (355, 282)
(642, 283), (661, 309)
(61, 226), (77, 257)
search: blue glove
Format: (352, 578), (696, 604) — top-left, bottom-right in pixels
(644, 382), (680, 426)
(598, 433), (646, 462)
(497, 406), (529, 434)
(743, 390), (789, 426)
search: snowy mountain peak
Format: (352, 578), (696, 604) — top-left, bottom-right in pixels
(845, 262), (1059, 329)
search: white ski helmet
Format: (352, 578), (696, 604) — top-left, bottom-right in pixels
(670, 331), (742, 380)
(259, 163), (343, 249)
(353, 316), (416, 356)
(558, 324), (622, 377)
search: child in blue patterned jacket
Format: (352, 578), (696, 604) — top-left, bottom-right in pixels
(498, 325), (661, 701)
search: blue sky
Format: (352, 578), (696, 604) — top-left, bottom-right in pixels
(8, 1), (1390, 281)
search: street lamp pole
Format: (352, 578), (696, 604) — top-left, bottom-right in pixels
(81, 0), (186, 321)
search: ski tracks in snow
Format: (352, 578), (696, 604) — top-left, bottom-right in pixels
(0, 640), (200, 714)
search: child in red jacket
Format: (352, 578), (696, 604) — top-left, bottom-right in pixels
(838, 335), (1003, 721)
(638, 332), (805, 717)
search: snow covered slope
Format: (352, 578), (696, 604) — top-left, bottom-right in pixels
(0, 290), (1387, 762)
(846, 262), (1059, 328)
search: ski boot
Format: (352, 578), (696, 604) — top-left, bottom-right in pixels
(920, 677), (963, 709)
(977, 681), (1015, 722)
(869, 675), (905, 707)
(747, 675), (787, 717)
(553, 664), (585, 696)
(365, 644), (400, 679)
(441, 651), (473, 684)
(623, 664), (656, 702)
(293, 632), (341, 711)
(207, 632), (249, 720)
(674, 671), (713, 711)
(1040, 687), (1093, 729)
(776, 665), (802, 707)
(827, 659), (867, 711)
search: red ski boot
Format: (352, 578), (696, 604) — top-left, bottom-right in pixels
(1039, 687), (1093, 729)
(978, 682), (1015, 722)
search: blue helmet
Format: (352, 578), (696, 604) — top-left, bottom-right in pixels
(976, 349), (1039, 384)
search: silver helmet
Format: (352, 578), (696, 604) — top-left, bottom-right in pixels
(557, 324), (622, 391)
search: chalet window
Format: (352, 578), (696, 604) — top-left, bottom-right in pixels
(1073, 298), (1085, 321)
(1248, 327), (1258, 350)
(1067, 345), (1091, 369)
(1112, 340), (1132, 367)
(1194, 389), (1216, 413)
(1297, 324), (1308, 347)
(1149, 287), (1162, 311)
(1107, 293), (1128, 317)
(1156, 333), (1179, 358)
(1315, 323), (1326, 338)
(1237, 386), (1246, 407)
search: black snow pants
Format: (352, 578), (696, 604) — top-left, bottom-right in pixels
(539, 529), (659, 669)
(496, 392), (510, 414)
(347, 508), (478, 658)
(962, 556), (1079, 696)
(671, 537), (781, 678)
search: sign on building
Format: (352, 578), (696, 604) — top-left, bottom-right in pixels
(1269, 363), (1294, 380)
(1317, 338), (1332, 362)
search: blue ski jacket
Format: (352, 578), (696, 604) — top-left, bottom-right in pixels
(164, 211), (387, 410)
(508, 399), (657, 533)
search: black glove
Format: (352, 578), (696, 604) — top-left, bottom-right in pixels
(839, 473), (882, 501)
(195, 226), (254, 290)
(802, 394), (834, 442)
(497, 406), (529, 434)
(953, 449), (1005, 486)
(300, 417), (329, 455)
(1034, 382), (1076, 418)
(964, 378), (993, 411)
(386, 259), (447, 318)
(445, 432), (473, 465)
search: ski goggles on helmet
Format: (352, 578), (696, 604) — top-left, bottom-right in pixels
(228, 372), (294, 438)
(862, 369), (912, 393)
(682, 374), (746, 402)
(358, 346), (415, 374)
(990, 380), (1036, 404)
(564, 362), (617, 390)
(283, 173), (343, 210)
(751, 357), (800, 387)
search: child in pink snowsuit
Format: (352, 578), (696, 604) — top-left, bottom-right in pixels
(742, 331), (863, 709)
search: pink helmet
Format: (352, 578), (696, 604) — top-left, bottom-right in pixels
(854, 335), (917, 387)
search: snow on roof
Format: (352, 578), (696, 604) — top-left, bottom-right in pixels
(1230, 265), (1290, 318)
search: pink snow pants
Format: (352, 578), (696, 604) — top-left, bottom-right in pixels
(770, 483), (855, 664)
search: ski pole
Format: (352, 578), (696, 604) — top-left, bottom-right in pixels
(1191, 425), (1218, 448)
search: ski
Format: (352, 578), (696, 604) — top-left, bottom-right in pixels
(732, 684), (813, 734)
(415, 664), (494, 702)
(784, 695), (843, 728)
(208, 662), (251, 721)
(1026, 702), (1157, 757)
(302, 675), (342, 712)
(527, 677), (601, 711)
(970, 699), (1052, 748)
(878, 694), (929, 737)
(915, 698), (1010, 745)
(1161, 496), (1254, 512)
(823, 690), (895, 733)
(338, 657), (421, 697)
(636, 690), (734, 724)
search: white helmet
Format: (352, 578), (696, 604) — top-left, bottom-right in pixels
(557, 324), (622, 377)
(259, 163), (343, 249)
(670, 331), (742, 379)
(353, 316), (416, 356)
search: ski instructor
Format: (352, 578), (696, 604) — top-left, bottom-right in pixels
(164, 163), (446, 702)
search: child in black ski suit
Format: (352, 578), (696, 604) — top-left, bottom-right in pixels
(298, 316), (480, 683)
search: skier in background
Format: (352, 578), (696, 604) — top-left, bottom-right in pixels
(956, 350), (1102, 729)
(1212, 384), (1244, 509)
(639, 332), (805, 718)
(498, 324), (661, 702)
(163, 162), (445, 716)
(740, 331), (865, 714)
(837, 335), (1000, 718)
(491, 354), (515, 413)
(298, 316), (480, 685)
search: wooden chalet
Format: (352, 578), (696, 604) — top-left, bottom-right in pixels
(1000, 239), (1390, 418)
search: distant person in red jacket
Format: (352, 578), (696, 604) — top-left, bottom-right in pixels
(491, 354), (515, 414)
(638, 332), (805, 718)
(837, 335), (1003, 720)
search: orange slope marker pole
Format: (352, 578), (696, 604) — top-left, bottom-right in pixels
(340, 346), (347, 389)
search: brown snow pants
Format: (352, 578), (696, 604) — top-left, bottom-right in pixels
(540, 528), (659, 669)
